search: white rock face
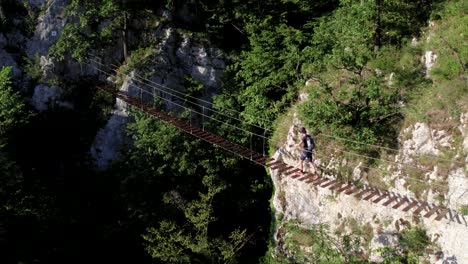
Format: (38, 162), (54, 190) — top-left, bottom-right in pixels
(459, 112), (468, 155)
(272, 155), (468, 262)
(26, 0), (68, 57)
(447, 168), (468, 208)
(272, 113), (468, 263)
(28, 0), (49, 9)
(0, 49), (21, 77)
(90, 24), (227, 169)
(400, 122), (445, 161)
(31, 84), (61, 111)
(90, 98), (129, 170)
(0, 33), (21, 77)
(423, 50), (437, 78)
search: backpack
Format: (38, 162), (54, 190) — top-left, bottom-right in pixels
(305, 135), (315, 151)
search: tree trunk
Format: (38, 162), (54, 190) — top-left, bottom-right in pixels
(0, 4), (5, 24)
(373, 0), (382, 52)
(122, 11), (128, 60)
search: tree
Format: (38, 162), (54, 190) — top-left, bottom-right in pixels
(297, 0), (419, 152)
(143, 176), (247, 263)
(49, 0), (145, 61)
(0, 66), (29, 136)
(109, 110), (271, 262)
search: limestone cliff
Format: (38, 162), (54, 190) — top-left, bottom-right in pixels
(90, 22), (226, 169)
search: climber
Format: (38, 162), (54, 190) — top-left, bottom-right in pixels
(296, 126), (317, 175)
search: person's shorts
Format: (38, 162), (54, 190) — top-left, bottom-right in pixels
(300, 151), (312, 162)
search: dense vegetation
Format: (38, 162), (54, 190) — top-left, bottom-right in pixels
(0, 0), (466, 263)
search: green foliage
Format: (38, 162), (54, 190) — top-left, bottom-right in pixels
(184, 76), (204, 98)
(280, 221), (366, 263)
(23, 53), (42, 81)
(115, 108), (272, 262)
(428, 0), (467, 81)
(143, 176), (246, 263)
(399, 227), (429, 255)
(49, 0), (122, 61)
(0, 67), (30, 135)
(231, 16), (309, 127)
(377, 227), (429, 263)
(403, 0), (467, 131)
(460, 205), (468, 215)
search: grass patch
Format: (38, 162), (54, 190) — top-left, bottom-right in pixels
(269, 106), (296, 151)
(459, 205), (468, 216)
(366, 166), (390, 191)
(116, 46), (156, 86)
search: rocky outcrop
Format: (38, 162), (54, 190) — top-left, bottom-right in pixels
(270, 89), (468, 262)
(90, 97), (130, 170)
(271, 117), (467, 263)
(31, 84), (73, 111)
(90, 21), (226, 169)
(0, 33), (21, 78)
(26, 0), (68, 57)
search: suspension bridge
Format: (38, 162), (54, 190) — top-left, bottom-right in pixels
(86, 58), (467, 226)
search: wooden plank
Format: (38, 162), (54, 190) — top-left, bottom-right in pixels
(252, 153), (264, 160)
(329, 182), (344, 191)
(344, 186), (361, 195)
(314, 178), (329, 186)
(284, 168), (301, 177)
(434, 208), (449, 221)
(423, 206), (440, 218)
(238, 149), (253, 157)
(266, 160), (281, 167)
(305, 175), (321, 183)
(382, 196), (398, 206)
(363, 191), (380, 201)
(291, 172), (305, 179)
(320, 180), (337, 188)
(402, 201), (418, 212)
(270, 163), (285, 170)
(413, 203), (428, 215)
(372, 192), (389, 204)
(255, 157), (267, 164)
(298, 175), (313, 181)
(355, 188), (372, 198)
(392, 197), (409, 209)
(277, 166), (294, 174)
(337, 184), (354, 193)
